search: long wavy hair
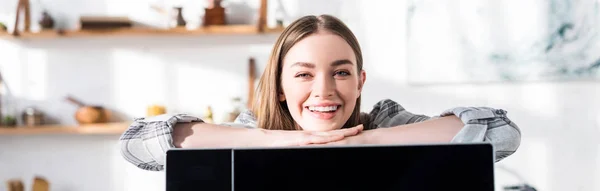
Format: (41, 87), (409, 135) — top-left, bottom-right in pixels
(251, 14), (368, 130)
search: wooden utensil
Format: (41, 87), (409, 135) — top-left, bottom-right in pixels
(257, 0), (268, 32)
(12, 0), (31, 36)
(65, 96), (110, 124)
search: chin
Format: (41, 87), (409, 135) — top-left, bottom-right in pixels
(298, 106), (346, 131)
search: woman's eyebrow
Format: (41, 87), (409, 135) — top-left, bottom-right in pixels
(331, 59), (353, 67)
(290, 59), (353, 68)
(291, 62), (315, 68)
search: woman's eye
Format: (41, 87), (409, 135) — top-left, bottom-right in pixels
(295, 73), (312, 78)
(335, 71), (350, 76)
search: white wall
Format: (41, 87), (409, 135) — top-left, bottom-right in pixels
(1, 0), (599, 191)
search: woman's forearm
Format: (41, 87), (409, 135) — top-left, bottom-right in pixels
(173, 122), (264, 148)
(367, 115), (464, 144)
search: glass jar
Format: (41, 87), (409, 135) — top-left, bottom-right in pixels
(21, 107), (44, 126)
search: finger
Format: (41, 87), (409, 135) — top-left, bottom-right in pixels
(341, 127), (360, 137)
(314, 124), (363, 137)
(303, 134), (345, 145)
(351, 124), (364, 133)
(323, 139), (346, 146)
(276, 133), (343, 146)
(340, 124), (364, 136)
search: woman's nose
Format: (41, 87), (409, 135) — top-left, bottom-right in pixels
(313, 75), (335, 98)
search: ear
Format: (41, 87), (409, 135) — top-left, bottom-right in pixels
(358, 70), (366, 96)
(279, 90), (286, 102)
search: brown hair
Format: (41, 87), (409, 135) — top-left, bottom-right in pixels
(251, 14), (367, 130)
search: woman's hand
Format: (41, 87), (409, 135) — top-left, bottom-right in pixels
(262, 124), (364, 146)
(322, 124), (374, 146)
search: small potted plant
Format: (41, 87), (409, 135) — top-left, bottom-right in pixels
(1, 115), (17, 127)
(0, 22), (7, 32)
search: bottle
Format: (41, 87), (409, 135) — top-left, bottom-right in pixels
(203, 106), (214, 123)
(274, 0), (287, 27)
(174, 7), (186, 27)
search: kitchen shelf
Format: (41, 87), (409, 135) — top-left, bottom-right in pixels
(0, 122), (130, 135)
(0, 25), (285, 39)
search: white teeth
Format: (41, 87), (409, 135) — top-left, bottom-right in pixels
(308, 106), (338, 112)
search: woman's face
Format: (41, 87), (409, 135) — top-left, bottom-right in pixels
(280, 31), (366, 131)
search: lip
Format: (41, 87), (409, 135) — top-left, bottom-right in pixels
(303, 102), (342, 120)
(304, 106), (340, 120)
(304, 102), (342, 107)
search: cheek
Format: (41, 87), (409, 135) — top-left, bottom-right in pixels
(337, 79), (360, 99)
(282, 80), (311, 104)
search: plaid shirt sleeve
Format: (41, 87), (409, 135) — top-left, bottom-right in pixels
(119, 114), (204, 171)
(367, 99), (521, 162)
(119, 111), (257, 171)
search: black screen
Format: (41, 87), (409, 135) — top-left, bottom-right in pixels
(167, 143), (495, 191)
(166, 149), (232, 191)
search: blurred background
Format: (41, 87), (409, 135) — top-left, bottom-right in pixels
(0, 0), (598, 191)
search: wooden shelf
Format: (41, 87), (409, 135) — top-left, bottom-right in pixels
(0, 25), (285, 39)
(0, 122), (130, 135)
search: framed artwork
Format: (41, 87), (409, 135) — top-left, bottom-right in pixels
(407, 0), (600, 84)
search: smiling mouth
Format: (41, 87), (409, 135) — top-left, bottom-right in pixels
(305, 105), (342, 113)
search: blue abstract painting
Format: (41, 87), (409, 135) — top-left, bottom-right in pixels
(407, 0), (600, 84)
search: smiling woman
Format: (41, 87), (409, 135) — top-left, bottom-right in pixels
(254, 15), (365, 132)
(119, 14), (522, 171)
